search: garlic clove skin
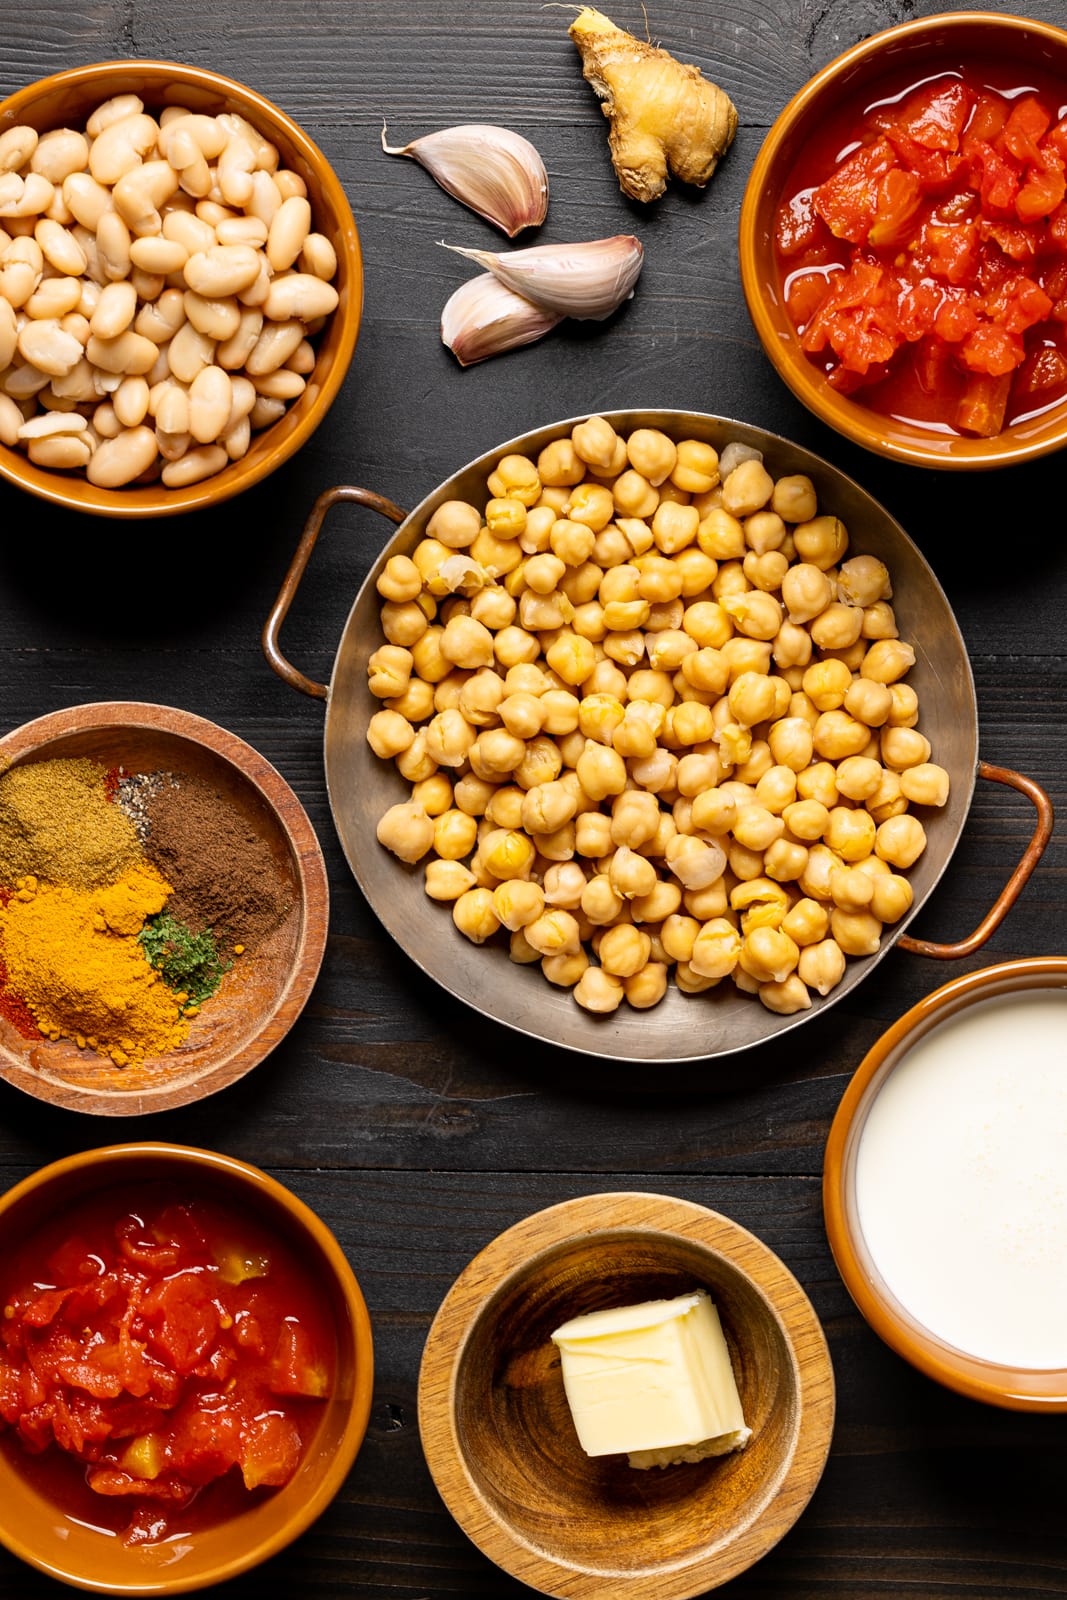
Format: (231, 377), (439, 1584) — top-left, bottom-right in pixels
(441, 271), (562, 366)
(381, 122), (548, 236)
(440, 234), (644, 321)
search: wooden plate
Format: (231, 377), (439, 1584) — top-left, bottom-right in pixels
(0, 703), (328, 1115)
(418, 1192), (835, 1597)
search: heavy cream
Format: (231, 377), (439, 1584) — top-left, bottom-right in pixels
(550, 1290), (750, 1468)
(854, 989), (1067, 1369)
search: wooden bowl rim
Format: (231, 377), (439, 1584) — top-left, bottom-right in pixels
(823, 956), (1067, 1409)
(0, 701), (329, 1115)
(417, 1191), (835, 1598)
(0, 1140), (375, 1593)
(0, 59), (363, 519)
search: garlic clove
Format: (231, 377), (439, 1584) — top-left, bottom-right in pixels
(381, 122), (548, 236)
(440, 271), (563, 366)
(440, 234), (644, 321)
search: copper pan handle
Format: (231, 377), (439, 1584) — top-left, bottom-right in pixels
(262, 484), (406, 700)
(898, 762), (1054, 959)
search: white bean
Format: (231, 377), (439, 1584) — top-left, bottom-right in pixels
(87, 113), (159, 186)
(162, 208), (215, 255)
(167, 318), (215, 383)
(128, 234), (188, 275)
(245, 317), (304, 375)
(216, 307), (262, 369)
(90, 280), (138, 340)
(50, 357), (97, 402)
(301, 232), (337, 280)
(183, 289), (241, 341)
(183, 243), (261, 297)
(17, 318), (84, 376)
(134, 286), (186, 343)
(0, 297), (17, 367)
(91, 401), (121, 436)
(161, 442), (227, 486)
(0, 173), (54, 219)
(221, 411), (251, 460)
(28, 433), (92, 469)
(215, 215), (268, 248)
(112, 160), (180, 236)
(0, 391), (24, 443)
(86, 95), (144, 139)
(31, 129), (89, 184)
(266, 195), (311, 272)
(96, 211), (132, 280)
(156, 426), (190, 462)
(86, 423), (157, 485)
(246, 169), (282, 227)
(188, 364), (232, 442)
(17, 410), (89, 438)
(63, 172), (114, 231)
(263, 273), (339, 321)
(27, 277), (84, 320)
(130, 269), (165, 303)
(86, 328), (159, 375)
(112, 373), (150, 427)
(252, 368), (305, 400)
(34, 216), (88, 276)
(0, 126), (37, 174)
(249, 393), (285, 430)
(153, 380), (190, 434)
(275, 170), (307, 201)
(3, 362), (50, 398)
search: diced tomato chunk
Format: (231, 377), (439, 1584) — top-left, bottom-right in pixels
(239, 1412), (302, 1491)
(1016, 167), (1066, 223)
(813, 138), (897, 242)
(1000, 96), (1051, 165)
(869, 167), (924, 247)
(140, 1273), (219, 1375)
(268, 1319), (329, 1399)
(960, 321), (1024, 375)
(957, 371), (1012, 435)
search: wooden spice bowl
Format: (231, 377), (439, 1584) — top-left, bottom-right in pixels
(0, 702), (328, 1114)
(417, 1192), (835, 1598)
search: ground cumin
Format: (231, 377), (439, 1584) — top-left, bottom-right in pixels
(143, 774), (291, 951)
(0, 758), (141, 889)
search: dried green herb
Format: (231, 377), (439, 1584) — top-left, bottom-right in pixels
(138, 914), (231, 1008)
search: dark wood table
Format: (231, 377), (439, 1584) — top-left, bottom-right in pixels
(1, 2), (1065, 1594)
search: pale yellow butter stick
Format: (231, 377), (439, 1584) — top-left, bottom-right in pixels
(550, 1289), (751, 1469)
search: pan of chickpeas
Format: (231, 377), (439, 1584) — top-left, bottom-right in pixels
(263, 411), (1052, 1062)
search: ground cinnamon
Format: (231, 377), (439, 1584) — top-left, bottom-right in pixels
(142, 775), (292, 952)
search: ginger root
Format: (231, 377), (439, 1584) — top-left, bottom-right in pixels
(568, 6), (738, 203)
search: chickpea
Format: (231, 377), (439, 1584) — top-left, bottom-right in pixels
(612, 467), (659, 518)
(797, 761), (839, 807)
(496, 691), (543, 741)
(376, 800), (435, 863)
(656, 912), (697, 963)
(509, 926), (542, 964)
(781, 797), (829, 842)
(830, 907), (882, 957)
(573, 964), (625, 1013)
(651, 499), (699, 554)
(534, 437), (583, 488)
(697, 506), (746, 560)
(623, 961), (669, 1008)
(813, 710), (872, 761)
(862, 600), (899, 640)
(597, 923), (652, 977)
(546, 630), (597, 687)
(571, 414), (620, 469)
(739, 925), (799, 983)
(799, 842), (845, 901)
(410, 773), (453, 818)
(768, 716), (814, 773)
(764, 837), (808, 883)
(887, 683), (920, 728)
(731, 803), (784, 852)
(482, 786), (524, 831)
(744, 550), (789, 595)
(440, 613), (493, 670)
(671, 439), (718, 494)
(609, 845), (659, 900)
(862, 638), (916, 684)
(576, 741), (627, 801)
(424, 859), (477, 901)
(770, 473), (817, 523)
(366, 708), (415, 760)
(797, 938), (847, 996)
(521, 778), (576, 834)
(838, 554), (890, 606)
(802, 657), (852, 710)
(689, 788), (737, 837)
(395, 730), (438, 784)
(524, 909), (582, 957)
(759, 974), (811, 1015)
(689, 917), (741, 979)
(675, 960), (720, 993)
(611, 788), (661, 848)
(514, 735), (564, 790)
(829, 864), (875, 911)
(666, 834), (727, 891)
(755, 764), (798, 814)
(780, 896), (829, 947)
(712, 561), (751, 602)
(626, 426), (676, 485)
(844, 677), (892, 728)
(551, 518), (597, 567)
(876, 813), (927, 869)
(881, 726), (932, 770)
(630, 879), (682, 926)
(377, 552), (422, 603)
(835, 755), (884, 801)
(810, 601), (863, 652)
(683, 877), (730, 919)
(793, 514), (848, 569)
(486, 453), (541, 504)
(566, 480), (615, 530)
(744, 511), (787, 558)
(825, 805), (877, 862)
(870, 872), (914, 924)
(451, 887), (500, 944)
(900, 762), (950, 807)
(367, 643), (413, 699)
(540, 688), (581, 735)
(721, 458), (773, 517)
(721, 588), (782, 641)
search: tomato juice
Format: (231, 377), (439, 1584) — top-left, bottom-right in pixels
(773, 55), (1067, 437)
(0, 1182), (336, 1547)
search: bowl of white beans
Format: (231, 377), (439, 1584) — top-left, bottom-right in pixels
(0, 60), (362, 517)
(264, 410), (1051, 1063)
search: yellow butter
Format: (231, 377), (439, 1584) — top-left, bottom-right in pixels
(550, 1289), (751, 1469)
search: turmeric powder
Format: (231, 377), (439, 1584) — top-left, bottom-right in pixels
(568, 6), (738, 203)
(0, 862), (189, 1067)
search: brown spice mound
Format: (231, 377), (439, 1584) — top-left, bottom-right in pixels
(143, 774), (292, 951)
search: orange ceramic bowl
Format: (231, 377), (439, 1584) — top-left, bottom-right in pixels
(738, 12), (1067, 470)
(0, 61), (362, 517)
(0, 1142), (374, 1592)
(824, 958), (1067, 1410)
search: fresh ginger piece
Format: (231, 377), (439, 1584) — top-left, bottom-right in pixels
(569, 6), (738, 203)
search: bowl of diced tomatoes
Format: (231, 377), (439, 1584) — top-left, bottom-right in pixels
(739, 11), (1067, 468)
(0, 1143), (374, 1594)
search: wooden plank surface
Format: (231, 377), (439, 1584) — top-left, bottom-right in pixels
(1, 0), (1066, 1594)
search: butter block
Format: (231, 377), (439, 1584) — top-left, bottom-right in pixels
(550, 1289), (751, 1469)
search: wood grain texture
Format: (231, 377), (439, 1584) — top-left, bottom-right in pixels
(0, 0), (1065, 1594)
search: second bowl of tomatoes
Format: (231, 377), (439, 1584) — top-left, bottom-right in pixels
(739, 11), (1067, 469)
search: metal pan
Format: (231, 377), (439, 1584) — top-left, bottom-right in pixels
(264, 411), (1052, 1062)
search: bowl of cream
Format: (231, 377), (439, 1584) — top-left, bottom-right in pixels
(823, 958), (1067, 1409)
